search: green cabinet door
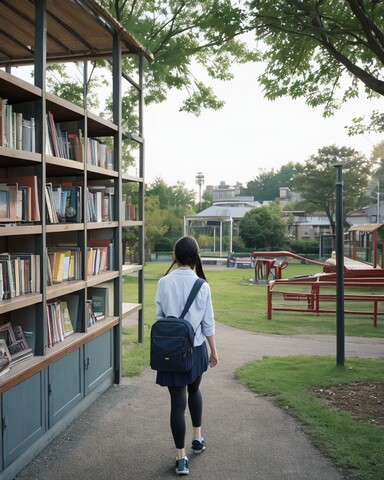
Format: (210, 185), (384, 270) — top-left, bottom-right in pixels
(48, 348), (84, 427)
(84, 330), (114, 396)
(2, 372), (46, 468)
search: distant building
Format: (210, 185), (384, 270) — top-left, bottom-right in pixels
(346, 201), (384, 225)
(205, 181), (245, 202)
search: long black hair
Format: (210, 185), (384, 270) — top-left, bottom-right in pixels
(164, 236), (206, 280)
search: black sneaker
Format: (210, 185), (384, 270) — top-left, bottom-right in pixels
(175, 457), (189, 475)
(191, 438), (206, 454)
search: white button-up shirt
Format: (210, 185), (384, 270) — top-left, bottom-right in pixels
(155, 268), (215, 346)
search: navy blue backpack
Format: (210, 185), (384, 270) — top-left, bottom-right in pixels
(150, 278), (205, 373)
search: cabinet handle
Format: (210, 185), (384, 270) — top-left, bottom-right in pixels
(2, 416), (7, 431)
(84, 358), (90, 370)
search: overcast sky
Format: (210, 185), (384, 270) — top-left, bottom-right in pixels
(12, 61), (383, 197)
(144, 60), (383, 194)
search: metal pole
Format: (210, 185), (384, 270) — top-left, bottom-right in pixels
(334, 163), (345, 367)
(377, 181), (380, 223)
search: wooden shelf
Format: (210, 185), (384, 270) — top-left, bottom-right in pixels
(0, 293), (42, 315)
(0, 2), (145, 476)
(122, 302), (142, 319)
(122, 264), (142, 275)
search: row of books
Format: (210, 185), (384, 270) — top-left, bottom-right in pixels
(0, 244), (114, 296)
(86, 241), (114, 276)
(0, 284), (114, 367)
(0, 322), (33, 376)
(47, 284), (114, 346)
(0, 174), (130, 225)
(0, 101), (114, 169)
(46, 240), (114, 285)
(0, 175), (40, 222)
(46, 112), (114, 168)
(47, 247), (82, 286)
(46, 299), (75, 348)
(45, 184), (82, 224)
(87, 186), (115, 223)
(0, 98), (35, 153)
(45, 184), (115, 224)
(0, 253), (41, 300)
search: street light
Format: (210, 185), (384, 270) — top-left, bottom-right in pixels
(334, 162), (345, 367)
(195, 172), (205, 211)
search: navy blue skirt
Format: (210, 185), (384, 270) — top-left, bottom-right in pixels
(156, 342), (209, 388)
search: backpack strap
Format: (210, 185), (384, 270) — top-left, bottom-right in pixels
(180, 278), (205, 319)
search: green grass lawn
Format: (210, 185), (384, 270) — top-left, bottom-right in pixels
(122, 261), (384, 480)
(236, 356), (384, 480)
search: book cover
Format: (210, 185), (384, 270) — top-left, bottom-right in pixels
(52, 250), (65, 283)
(88, 285), (114, 319)
(60, 300), (74, 337)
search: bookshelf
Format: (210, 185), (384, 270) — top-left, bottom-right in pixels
(0, 1), (148, 477)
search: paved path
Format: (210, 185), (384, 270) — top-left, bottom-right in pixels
(16, 324), (384, 480)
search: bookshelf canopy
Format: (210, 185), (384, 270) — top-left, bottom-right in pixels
(0, 0), (151, 67)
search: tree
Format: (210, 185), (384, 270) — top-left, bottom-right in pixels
(239, 203), (286, 249)
(146, 178), (195, 210)
(144, 195), (169, 255)
(146, 178), (196, 241)
(248, 0), (384, 132)
(45, 1), (254, 116)
(291, 145), (371, 233)
(241, 162), (303, 202)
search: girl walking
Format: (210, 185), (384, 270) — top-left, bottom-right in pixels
(154, 236), (219, 475)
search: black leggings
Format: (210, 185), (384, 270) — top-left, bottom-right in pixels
(168, 375), (203, 449)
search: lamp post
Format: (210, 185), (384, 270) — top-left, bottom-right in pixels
(334, 162), (345, 367)
(195, 172), (205, 211)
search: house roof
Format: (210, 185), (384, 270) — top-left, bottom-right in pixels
(0, 0), (152, 67)
(348, 223), (384, 232)
(193, 204), (256, 220)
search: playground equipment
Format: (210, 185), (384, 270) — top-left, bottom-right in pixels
(261, 225), (384, 325)
(251, 251), (327, 283)
(267, 268), (384, 327)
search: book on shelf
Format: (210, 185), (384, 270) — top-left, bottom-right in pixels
(0, 252), (40, 300)
(0, 176), (40, 222)
(67, 131), (83, 162)
(51, 184), (67, 222)
(46, 247), (82, 284)
(88, 238), (114, 272)
(88, 283), (114, 319)
(0, 98), (7, 147)
(46, 300), (75, 346)
(88, 288), (106, 320)
(0, 98), (35, 152)
(0, 183), (20, 222)
(45, 183), (59, 224)
(65, 294), (82, 332)
(86, 299), (98, 327)
(60, 300), (75, 337)
(86, 137), (113, 169)
(0, 339), (11, 377)
(0, 253), (16, 299)
(12, 253), (40, 294)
